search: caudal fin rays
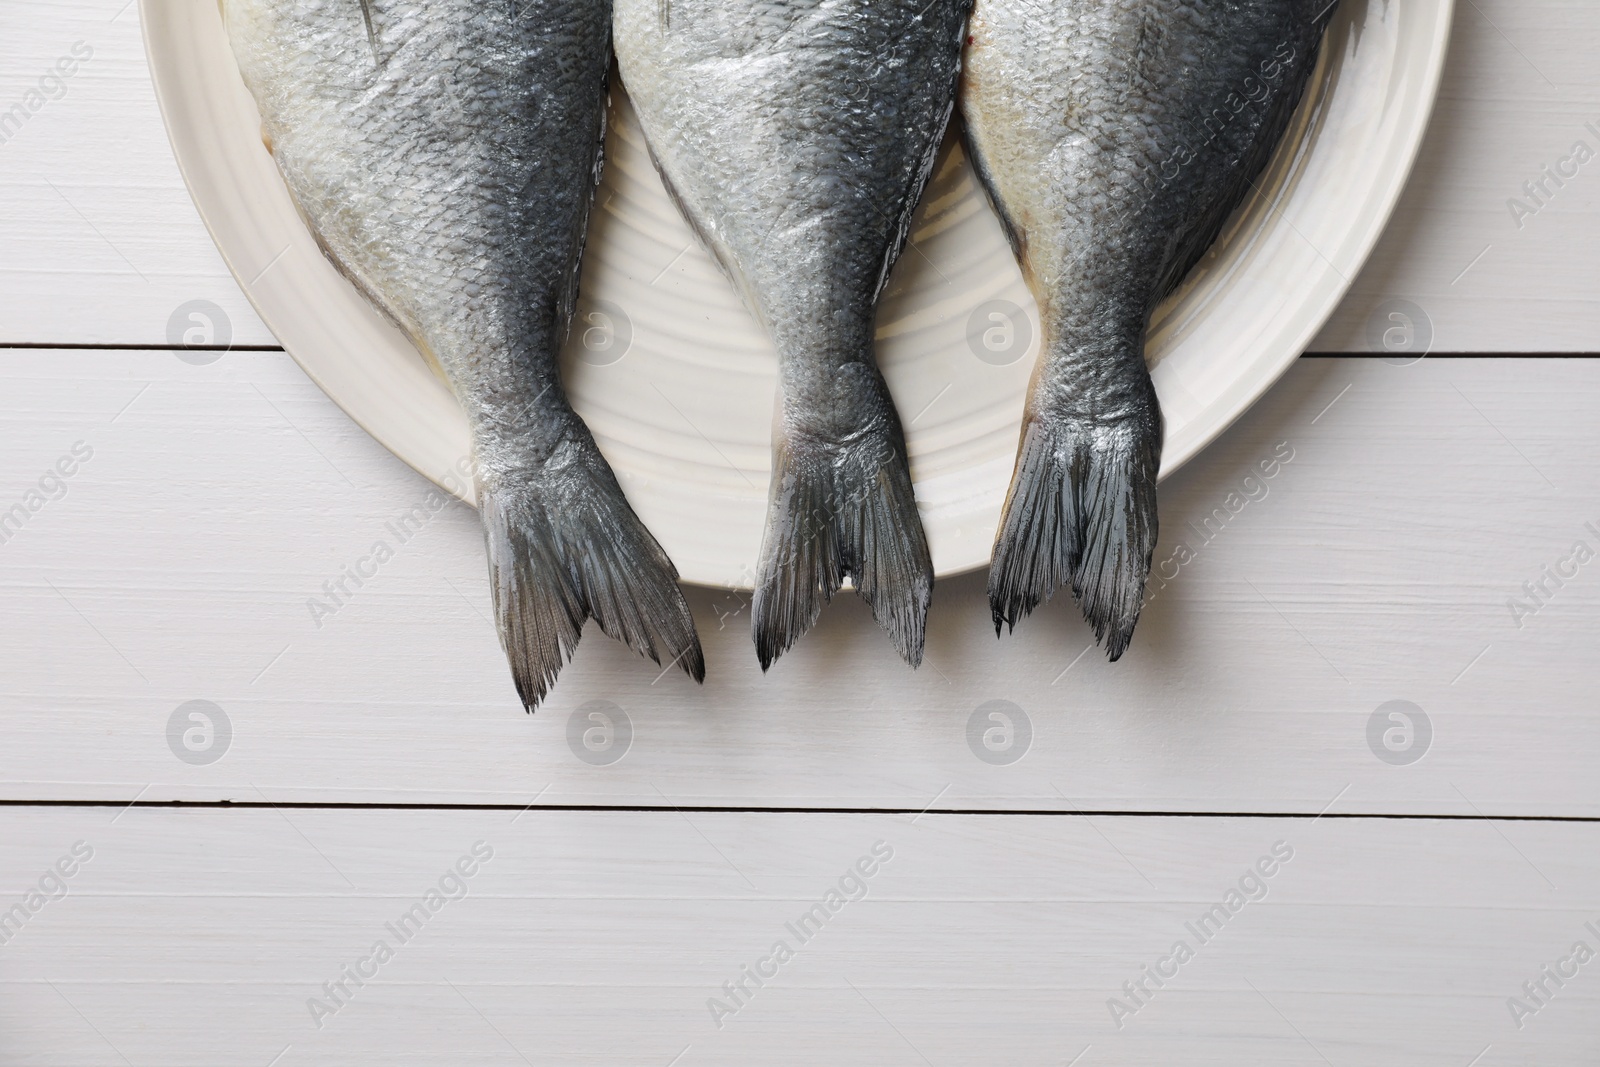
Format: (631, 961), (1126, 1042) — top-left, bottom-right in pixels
(989, 399), (1162, 661)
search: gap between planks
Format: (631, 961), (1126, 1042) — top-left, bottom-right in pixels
(0, 799), (1596, 822)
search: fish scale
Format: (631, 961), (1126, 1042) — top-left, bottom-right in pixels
(615, 0), (972, 669)
(228, 0), (704, 709)
(963, 0), (1339, 659)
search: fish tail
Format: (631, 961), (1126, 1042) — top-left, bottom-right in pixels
(480, 448), (704, 711)
(751, 416), (932, 671)
(989, 389), (1162, 661)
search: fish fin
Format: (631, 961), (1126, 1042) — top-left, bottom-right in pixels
(481, 457), (704, 711)
(989, 401), (1162, 661)
(872, 105), (958, 302)
(638, 133), (759, 312)
(1155, 12), (1334, 302)
(752, 424), (932, 671)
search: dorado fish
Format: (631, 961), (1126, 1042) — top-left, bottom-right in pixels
(962, 0), (1338, 657)
(614, 0), (971, 669)
(227, 0), (704, 708)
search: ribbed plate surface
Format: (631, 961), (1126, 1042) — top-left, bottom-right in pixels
(144, 0), (1452, 587)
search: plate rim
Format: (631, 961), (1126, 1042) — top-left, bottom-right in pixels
(1150, 0), (1457, 488)
(142, 0), (1456, 588)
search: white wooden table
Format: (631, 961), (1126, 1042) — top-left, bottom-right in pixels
(3, 1), (1599, 1063)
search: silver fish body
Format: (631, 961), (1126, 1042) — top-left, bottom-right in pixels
(227, 0), (702, 708)
(963, 0), (1337, 657)
(614, 0), (972, 669)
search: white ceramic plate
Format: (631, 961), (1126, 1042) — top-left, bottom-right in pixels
(144, 0), (1452, 589)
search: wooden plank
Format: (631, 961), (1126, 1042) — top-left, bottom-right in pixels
(2, 0), (1600, 351)
(1, 351), (1595, 814)
(1, 807), (1595, 1064)
(1313, 0), (1600, 352)
(0, 0), (271, 347)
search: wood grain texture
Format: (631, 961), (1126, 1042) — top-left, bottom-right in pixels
(2, 808), (1596, 1065)
(0, 0), (269, 347)
(3, 3), (1596, 1060)
(1314, 0), (1600, 351)
(2, 0), (1599, 351)
(1, 351), (1593, 814)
